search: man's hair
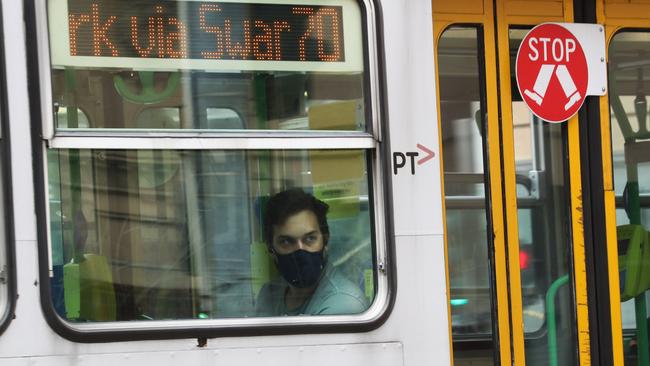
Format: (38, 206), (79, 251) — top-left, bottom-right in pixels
(263, 188), (330, 249)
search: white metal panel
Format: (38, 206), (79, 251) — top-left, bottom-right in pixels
(3, 0), (38, 241)
(558, 23), (607, 96)
(396, 235), (450, 365)
(384, 0), (443, 236)
(48, 135), (376, 150)
(2, 342), (403, 366)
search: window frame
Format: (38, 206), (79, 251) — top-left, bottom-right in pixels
(28, 0), (394, 342)
(0, 0), (17, 337)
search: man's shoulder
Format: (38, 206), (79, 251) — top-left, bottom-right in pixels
(307, 267), (369, 315)
(255, 277), (286, 316)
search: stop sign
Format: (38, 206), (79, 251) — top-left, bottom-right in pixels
(516, 23), (589, 123)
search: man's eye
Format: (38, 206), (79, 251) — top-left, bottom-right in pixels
(304, 235), (317, 244)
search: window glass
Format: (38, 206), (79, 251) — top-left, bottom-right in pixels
(510, 28), (578, 366)
(48, 0), (367, 132)
(608, 31), (650, 365)
(438, 26), (496, 365)
(48, 148), (375, 321)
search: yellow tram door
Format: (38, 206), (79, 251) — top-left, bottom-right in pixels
(434, 0), (594, 365)
(597, 1), (650, 365)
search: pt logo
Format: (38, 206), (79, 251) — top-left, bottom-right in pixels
(516, 23), (588, 123)
(393, 144), (435, 175)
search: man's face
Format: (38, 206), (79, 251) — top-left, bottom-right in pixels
(272, 210), (325, 255)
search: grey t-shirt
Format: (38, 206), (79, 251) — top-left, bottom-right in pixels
(256, 265), (368, 316)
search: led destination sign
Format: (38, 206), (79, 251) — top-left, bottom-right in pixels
(49, 0), (363, 72)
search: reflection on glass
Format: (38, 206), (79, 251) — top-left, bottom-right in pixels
(50, 69), (366, 131)
(48, 148), (375, 321)
(609, 31), (650, 365)
(438, 26), (495, 365)
(510, 28), (578, 366)
(49, 0), (367, 132)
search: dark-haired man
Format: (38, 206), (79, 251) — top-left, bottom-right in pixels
(256, 188), (368, 316)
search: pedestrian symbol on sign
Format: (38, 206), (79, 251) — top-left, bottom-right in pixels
(524, 64), (581, 111)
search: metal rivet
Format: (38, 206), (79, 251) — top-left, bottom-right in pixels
(602, 87), (607, 92)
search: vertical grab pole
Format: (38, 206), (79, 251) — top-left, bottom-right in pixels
(546, 274), (569, 366)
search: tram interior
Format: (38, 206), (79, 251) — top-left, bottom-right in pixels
(438, 26), (650, 366)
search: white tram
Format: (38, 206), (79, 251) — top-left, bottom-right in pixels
(0, 0), (649, 366)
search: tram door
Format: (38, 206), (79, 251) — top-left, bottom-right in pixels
(434, 1), (590, 365)
(598, 1), (650, 365)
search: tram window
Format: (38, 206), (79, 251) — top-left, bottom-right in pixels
(42, 0), (380, 329)
(509, 29), (579, 366)
(437, 26), (496, 364)
(47, 148), (374, 321)
(608, 31), (650, 363)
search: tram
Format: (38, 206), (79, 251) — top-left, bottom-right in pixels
(0, 0), (647, 365)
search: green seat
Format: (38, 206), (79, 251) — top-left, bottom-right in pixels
(618, 225), (650, 302)
(64, 254), (116, 321)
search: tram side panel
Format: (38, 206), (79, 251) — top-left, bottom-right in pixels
(383, 0), (450, 363)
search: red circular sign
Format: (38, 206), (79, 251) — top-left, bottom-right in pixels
(516, 24), (588, 123)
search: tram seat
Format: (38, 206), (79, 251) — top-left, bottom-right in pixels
(64, 254), (116, 321)
(617, 225), (650, 301)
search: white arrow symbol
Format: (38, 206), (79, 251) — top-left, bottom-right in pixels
(417, 144), (435, 165)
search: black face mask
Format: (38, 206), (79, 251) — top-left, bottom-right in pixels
(275, 249), (326, 288)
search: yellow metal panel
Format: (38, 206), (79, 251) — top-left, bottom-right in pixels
(494, 1), (525, 364)
(605, 190), (625, 366)
(432, 0), (484, 15)
(604, 0), (650, 20)
(504, 1), (564, 17)
(606, 4), (650, 19)
(433, 2), (512, 365)
(483, 22), (514, 366)
(567, 115), (592, 366)
(495, 1), (593, 365)
(556, 7), (592, 366)
(600, 94), (614, 192)
(598, 1), (644, 364)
